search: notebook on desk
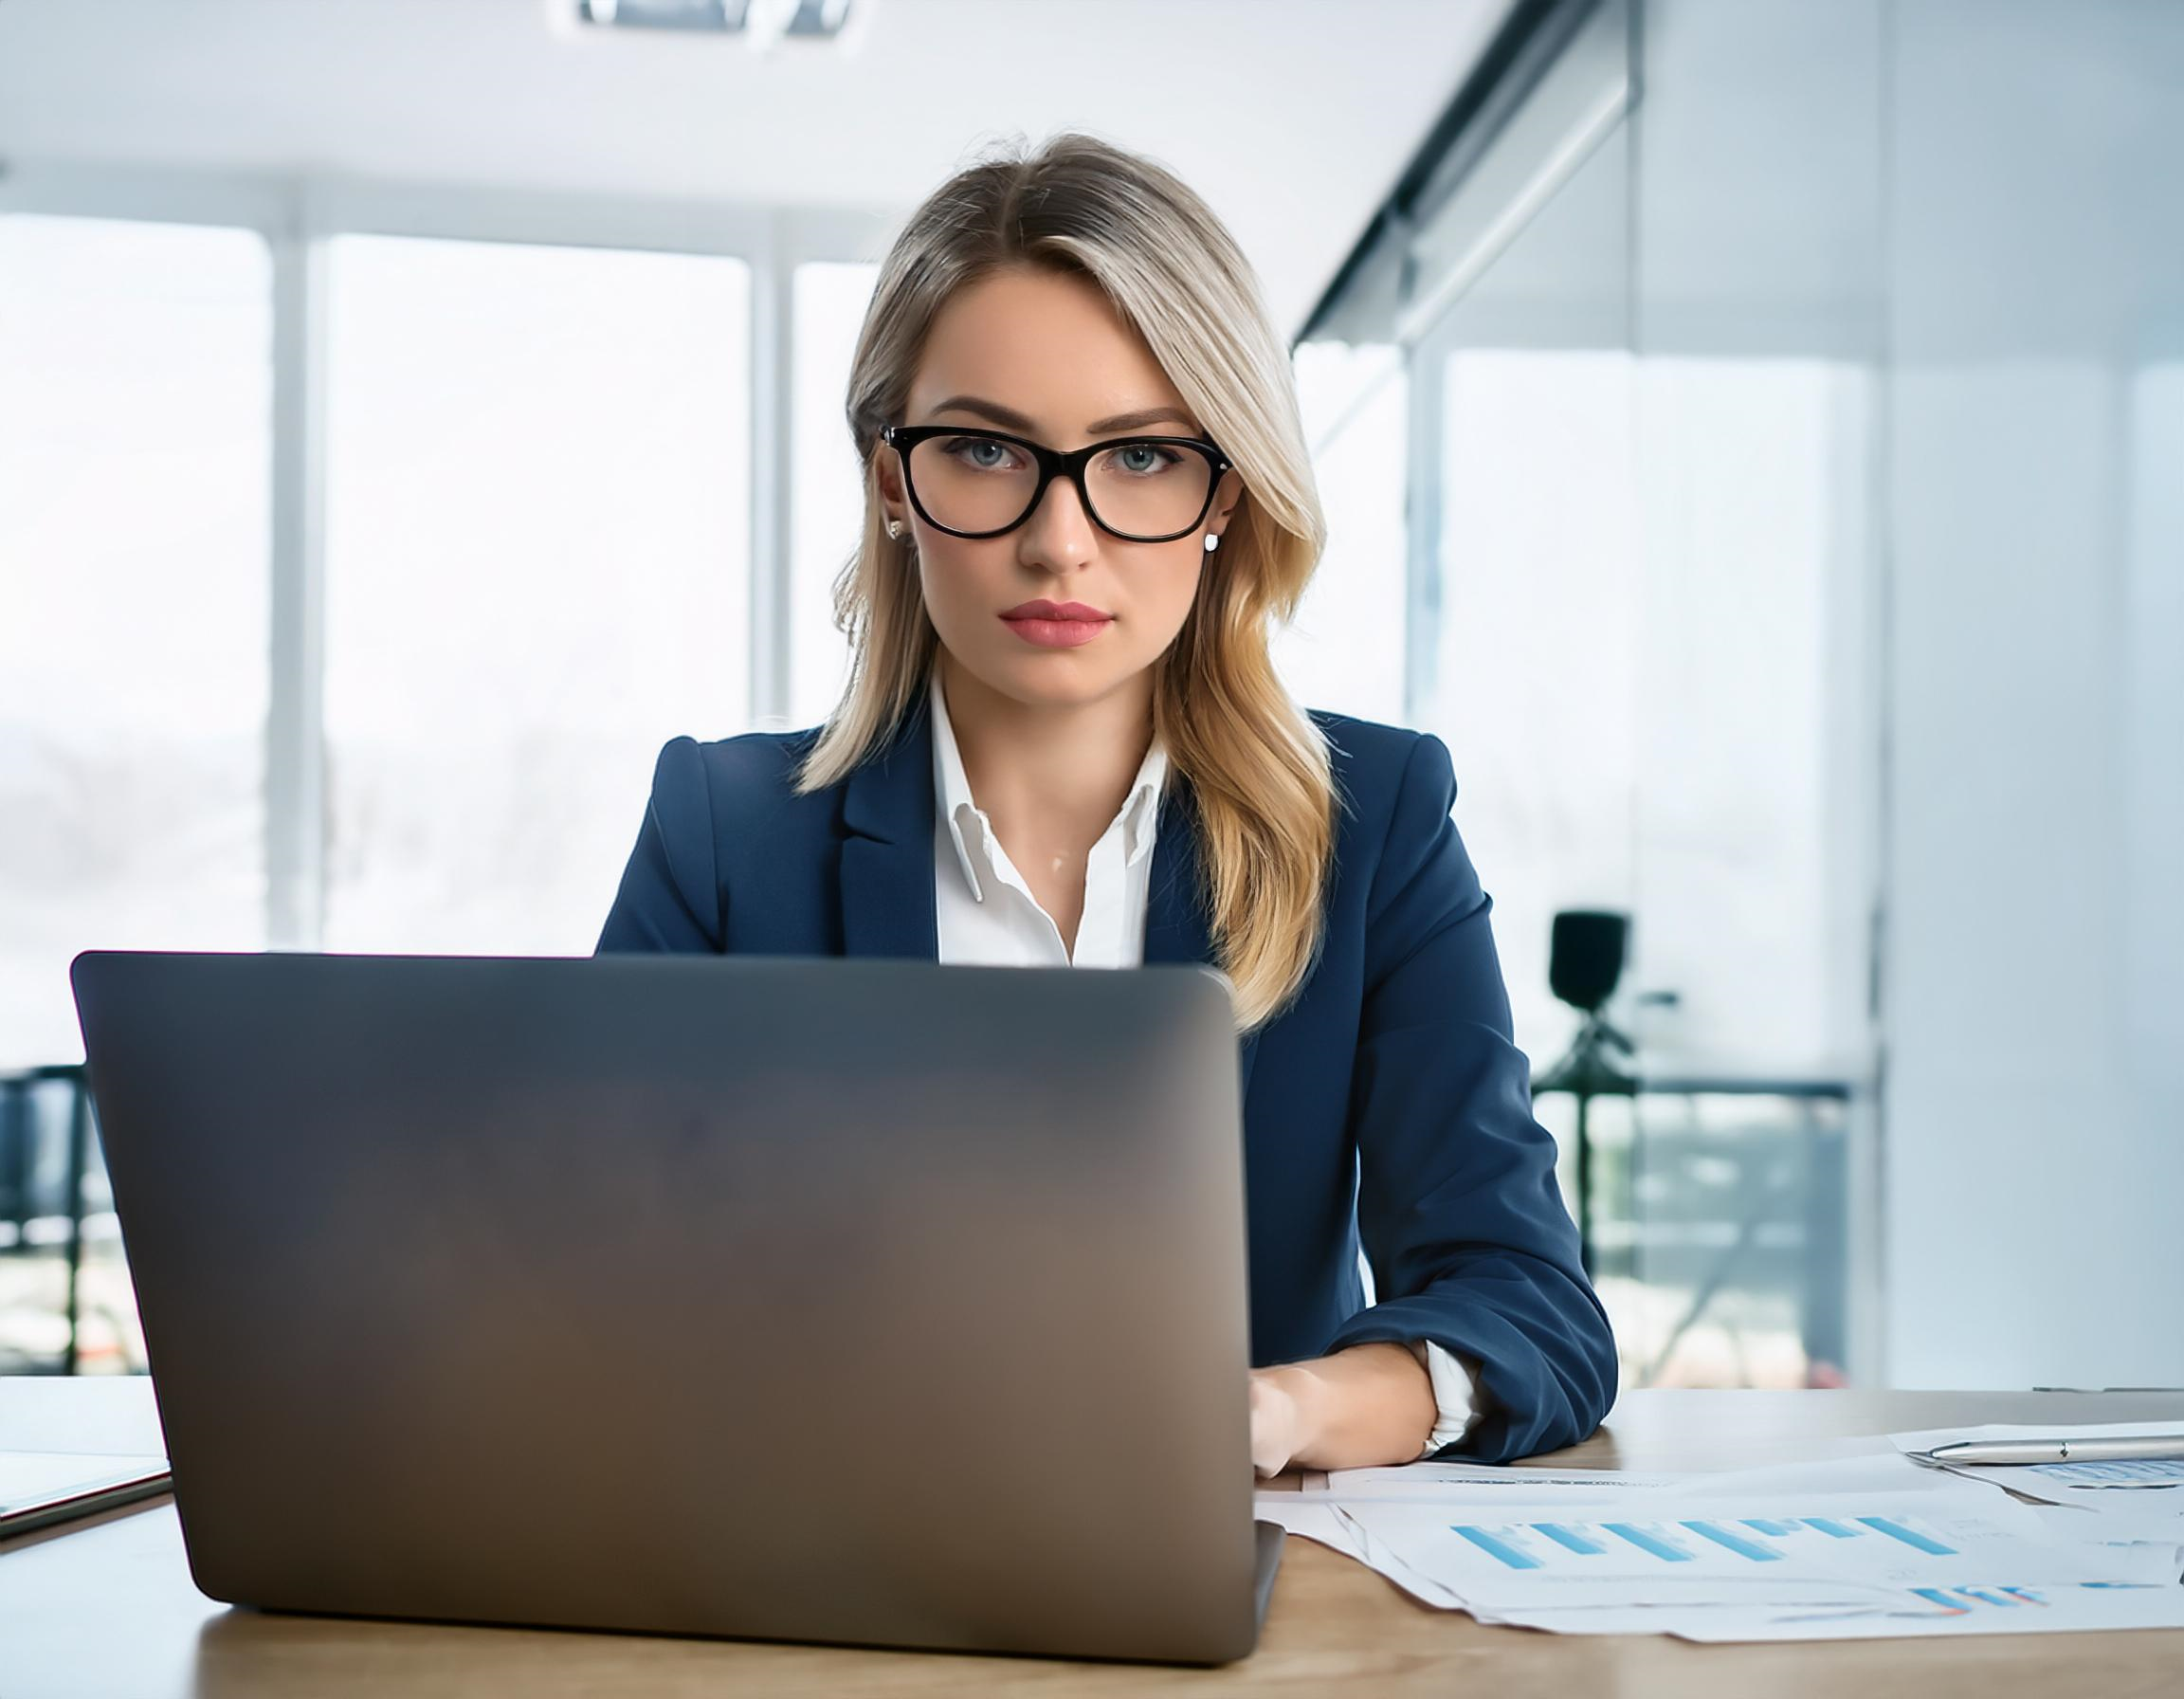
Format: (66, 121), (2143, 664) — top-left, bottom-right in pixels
(68, 948), (1283, 1667)
(0, 1452), (171, 1540)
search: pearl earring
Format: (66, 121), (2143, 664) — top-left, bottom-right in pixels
(1203, 533), (1220, 553)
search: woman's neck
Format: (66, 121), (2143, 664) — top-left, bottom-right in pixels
(936, 652), (1156, 850)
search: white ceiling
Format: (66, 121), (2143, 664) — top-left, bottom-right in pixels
(0, 0), (1514, 337)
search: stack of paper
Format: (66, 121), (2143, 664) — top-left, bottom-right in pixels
(1256, 1452), (2184, 1641)
(1892, 1421), (2184, 1564)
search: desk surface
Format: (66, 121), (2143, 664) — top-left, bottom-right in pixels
(5, 1379), (2182, 1698)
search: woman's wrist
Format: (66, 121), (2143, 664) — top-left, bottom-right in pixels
(1261, 1343), (1436, 1472)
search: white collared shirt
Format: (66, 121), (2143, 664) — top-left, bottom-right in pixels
(926, 671), (1481, 1457)
(930, 669), (1167, 971)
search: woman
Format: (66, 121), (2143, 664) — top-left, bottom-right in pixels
(597, 131), (1616, 1471)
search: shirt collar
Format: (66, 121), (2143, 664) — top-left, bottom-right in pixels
(928, 670), (1169, 905)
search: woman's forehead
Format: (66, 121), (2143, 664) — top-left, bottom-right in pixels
(913, 273), (1193, 437)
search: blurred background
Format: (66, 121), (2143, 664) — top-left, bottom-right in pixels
(2, 0), (2178, 1402)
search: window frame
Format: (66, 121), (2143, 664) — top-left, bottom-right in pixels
(0, 161), (891, 949)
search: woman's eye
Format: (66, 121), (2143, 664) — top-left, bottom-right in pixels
(944, 436), (1015, 470)
(1109, 443), (1181, 476)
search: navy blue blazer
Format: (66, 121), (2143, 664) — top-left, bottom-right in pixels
(594, 690), (1616, 1461)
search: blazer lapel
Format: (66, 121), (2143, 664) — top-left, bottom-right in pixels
(1143, 780), (1264, 1102)
(835, 687), (1261, 1100)
(837, 689), (940, 960)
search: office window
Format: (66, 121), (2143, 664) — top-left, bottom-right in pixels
(786, 259), (879, 731)
(0, 215), (272, 1069)
(320, 236), (751, 955)
(1284, 340), (1410, 723)
(1421, 121), (1642, 1064)
(1627, 355), (1868, 1070)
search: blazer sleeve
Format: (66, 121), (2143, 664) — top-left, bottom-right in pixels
(1320, 730), (1618, 1461)
(593, 735), (724, 955)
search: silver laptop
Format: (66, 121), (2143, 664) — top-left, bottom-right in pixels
(68, 949), (1283, 1667)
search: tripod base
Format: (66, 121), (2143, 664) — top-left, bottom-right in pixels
(1535, 1013), (1637, 1097)
(1533, 1014), (1637, 1279)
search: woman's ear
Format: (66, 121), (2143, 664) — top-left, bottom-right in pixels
(1206, 472), (1244, 540)
(873, 450), (909, 530)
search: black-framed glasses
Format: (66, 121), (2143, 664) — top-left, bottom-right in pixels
(882, 423), (1232, 543)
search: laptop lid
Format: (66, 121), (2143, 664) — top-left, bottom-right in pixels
(70, 949), (1269, 1665)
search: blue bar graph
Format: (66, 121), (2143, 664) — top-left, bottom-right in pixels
(1451, 1525), (1542, 1570)
(1604, 1523), (1694, 1562)
(1445, 1507), (1993, 1584)
(1957, 1587), (2016, 1607)
(1908, 1587), (1970, 1614)
(1683, 1521), (1784, 1562)
(1858, 1516), (1956, 1556)
(2002, 1588), (2048, 1606)
(2032, 1458), (2184, 1486)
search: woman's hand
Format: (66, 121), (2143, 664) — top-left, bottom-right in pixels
(1248, 1342), (1439, 1476)
(1248, 1366), (1313, 1476)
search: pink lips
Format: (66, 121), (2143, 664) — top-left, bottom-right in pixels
(1000, 599), (1114, 649)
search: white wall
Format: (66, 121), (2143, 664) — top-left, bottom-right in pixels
(1882, 0), (2184, 1387)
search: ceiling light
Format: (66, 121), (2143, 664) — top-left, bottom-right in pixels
(573, 0), (856, 43)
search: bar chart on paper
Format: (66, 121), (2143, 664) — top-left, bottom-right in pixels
(1904, 1585), (2052, 1614)
(1447, 1512), (1966, 1573)
(1445, 1516), (2107, 1617)
(1345, 1488), (2184, 1630)
(2029, 1459), (2184, 1487)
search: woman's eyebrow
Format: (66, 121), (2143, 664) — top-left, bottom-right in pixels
(925, 394), (1200, 437)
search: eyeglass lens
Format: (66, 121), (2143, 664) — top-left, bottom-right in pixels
(906, 433), (1214, 539)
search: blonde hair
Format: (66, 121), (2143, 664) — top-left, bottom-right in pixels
(793, 130), (1339, 1033)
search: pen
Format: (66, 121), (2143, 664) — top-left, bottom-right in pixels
(1924, 1434), (2184, 1466)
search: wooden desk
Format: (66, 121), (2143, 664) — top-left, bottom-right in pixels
(5, 1379), (2182, 1696)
